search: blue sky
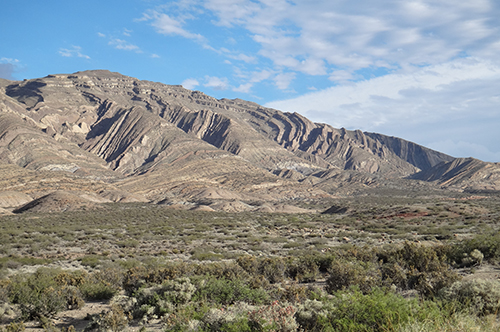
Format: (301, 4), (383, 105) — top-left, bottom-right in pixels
(2, 0), (500, 162)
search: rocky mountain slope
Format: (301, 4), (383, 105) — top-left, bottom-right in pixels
(0, 70), (498, 211)
(411, 158), (500, 191)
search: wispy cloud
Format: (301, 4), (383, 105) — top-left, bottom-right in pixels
(266, 57), (500, 161)
(58, 46), (90, 59)
(204, 76), (229, 90)
(0, 58), (20, 80)
(201, 0), (500, 83)
(182, 78), (199, 90)
(273, 72), (296, 90)
(141, 10), (205, 42)
(108, 39), (141, 52)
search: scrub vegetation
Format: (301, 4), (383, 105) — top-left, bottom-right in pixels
(0, 193), (500, 331)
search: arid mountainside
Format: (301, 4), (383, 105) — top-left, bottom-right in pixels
(411, 157), (500, 191)
(0, 70), (498, 211)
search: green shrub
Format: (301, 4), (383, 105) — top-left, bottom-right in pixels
(79, 255), (102, 268)
(194, 261), (249, 281)
(79, 268), (122, 300)
(259, 257), (286, 284)
(288, 255), (320, 283)
(321, 287), (424, 332)
(447, 232), (500, 265)
(123, 262), (194, 295)
(7, 268), (78, 320)
(272, 283), (311, 303)
(439, 279), (500, 316)
(193, 277), (269, 305)
(326, 260), (381, 294)
(380, 242), (459, 297)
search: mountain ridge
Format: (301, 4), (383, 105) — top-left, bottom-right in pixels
(1, 70), (498, 212)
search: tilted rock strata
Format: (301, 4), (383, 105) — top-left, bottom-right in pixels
(411, 158), (500, 190)
(0, 70), (496, 209)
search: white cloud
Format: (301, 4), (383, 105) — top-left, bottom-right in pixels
(58, 46), (90, 59)
(143, 10), (205, 42)
(234, 82), (253, 93)
(182, 78), (199, 90)
(108, 39), (141, 52)
(204, 76), (229, 90)
(227, 53), (256, 63)
(266, 57), (500, 161)
(274, 72), (296, 90)
(201, 0), (500, 79)
(0, 57), (19, 64)
(202, 0), (260, 27)
(97, 32), (106, 38)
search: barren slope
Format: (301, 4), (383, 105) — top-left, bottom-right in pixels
(411, 158), (500, 190)
(1, 70), (495, 207)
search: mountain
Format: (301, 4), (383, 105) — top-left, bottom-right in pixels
(410, 158), (500, 191)
(0, 70), (497, 211)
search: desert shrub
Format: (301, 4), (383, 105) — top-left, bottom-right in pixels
(191, 251), (224, 261)
(259, 257), (287, 284)
(193, 277), (269, 305)
(237, 256), (289, 283)
(323, 287), (426, 332)
(296, 299), (335, 332)
(159, 302), (210, 332)
(461, 249), (484, 267)
(237, 255), (260, 275)
(123, 262), (194, 295)
(79, 255), (102, 268)
(54, 270), (88, 287)
(7, 268), (81, 320)
(326, 260), (381, 294)
(288, 255), (320, 283)
(338, 245), (379, 263)
(84, 304), (131, 332)
(79, 268), (122, 300)
(397, 311), (500, 332)
(447, 232), (500, 265)
(439, 279), (500, 316)
(248, 301), (298, 332)
(314, 254), (337, 273)
(379, 242), (459, 297)
(0, 256), (51, 270)
(201, 302), (254, 332)
(131, 277), (196, 319)
(194, 261), (249, 281)
(0, 321), (26, 332)
(271, 283), (311, 303)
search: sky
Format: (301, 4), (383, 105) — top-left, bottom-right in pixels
(1, 0), (499, 162)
